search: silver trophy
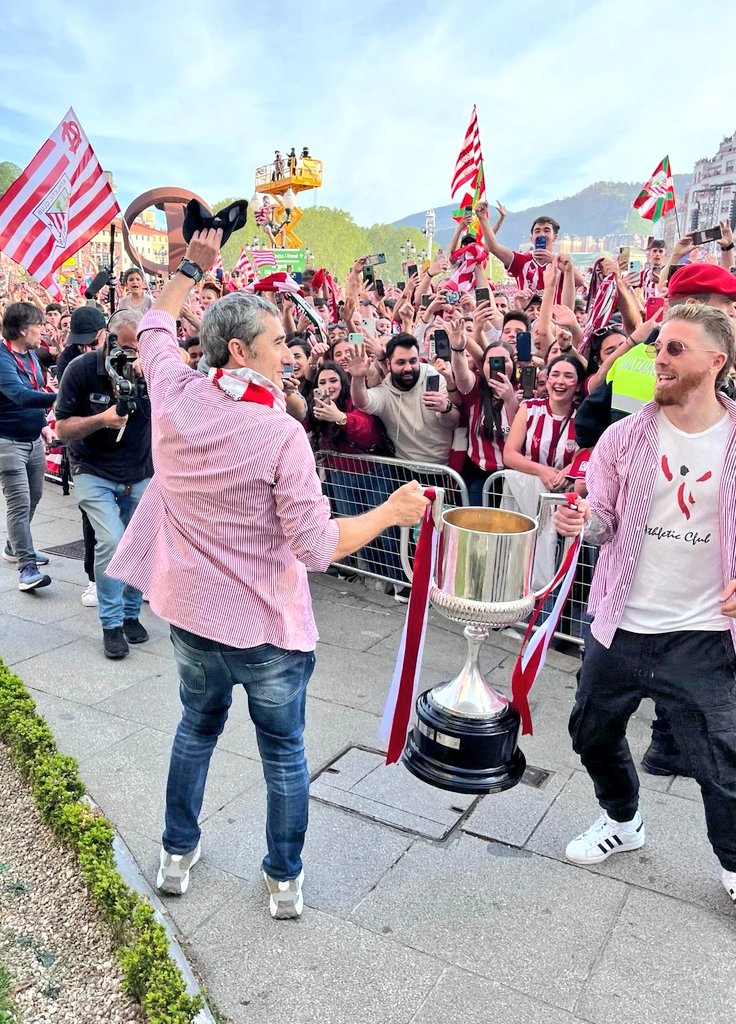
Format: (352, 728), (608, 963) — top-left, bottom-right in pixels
(402, 493), (571, 794)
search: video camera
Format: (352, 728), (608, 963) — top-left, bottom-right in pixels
(104, 334), (147, 416)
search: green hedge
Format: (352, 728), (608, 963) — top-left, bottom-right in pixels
(0, 661), (204, 1024)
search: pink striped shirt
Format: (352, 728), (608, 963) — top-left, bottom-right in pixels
(586, 396), (736, 651)
(107, 310), (339, 651)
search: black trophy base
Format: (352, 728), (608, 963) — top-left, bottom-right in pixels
(402, 690), (526, 795)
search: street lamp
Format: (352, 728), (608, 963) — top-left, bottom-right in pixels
(422, 209), (436, 260)
(252, 235), (259, 248)
(282, 187), (297, 217)
(400, 239), (416, 261)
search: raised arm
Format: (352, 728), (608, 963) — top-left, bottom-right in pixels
(474, 200), (514, 268)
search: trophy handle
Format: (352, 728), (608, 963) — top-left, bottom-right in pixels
(531, 492), (578, 598)
(399, 487), (445, 584)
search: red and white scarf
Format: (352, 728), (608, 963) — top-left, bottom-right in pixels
(310, 267), (339, 324)
(446, 242), (489, 293)
(208, 365), (287, 413)
(245, 271), (301, 296)
(581, 258), (617, 355)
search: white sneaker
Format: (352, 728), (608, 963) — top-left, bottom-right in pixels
(81, 582), (98, 607)
(263, 868), (304, 919)
(565, 812), (645, 865)
(156, 842), (201, 895)
(723, 868), (736, 908)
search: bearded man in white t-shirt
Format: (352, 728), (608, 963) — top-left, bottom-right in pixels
(554, 302), (736, 910)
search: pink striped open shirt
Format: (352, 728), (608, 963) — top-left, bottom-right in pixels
(107, 310), (339, 651)
(586, 395), (736, 652)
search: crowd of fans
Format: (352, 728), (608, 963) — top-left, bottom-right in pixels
(1, 202), (735, 615)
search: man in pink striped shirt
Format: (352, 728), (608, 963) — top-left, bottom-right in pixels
(107, 230), (429, 919)
(554, 303), (736, 909)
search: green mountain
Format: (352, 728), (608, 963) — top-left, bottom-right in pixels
(393, 175), (693, 250)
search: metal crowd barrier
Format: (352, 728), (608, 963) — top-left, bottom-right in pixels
(314, 451), (469, 589)
(481, 471), (593, 647)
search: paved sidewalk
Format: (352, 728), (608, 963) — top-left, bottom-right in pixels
(1, 485), (734, 1024)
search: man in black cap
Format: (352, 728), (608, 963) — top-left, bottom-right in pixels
(56, 306), (107, 382)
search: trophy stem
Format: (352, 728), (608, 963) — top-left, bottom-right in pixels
(430, 624), (509, 718)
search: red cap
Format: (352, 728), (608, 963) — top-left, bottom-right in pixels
(565, 448), (591, 481)
(668, 263), (736, 300)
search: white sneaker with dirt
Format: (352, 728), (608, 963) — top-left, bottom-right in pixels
(565, 811), (645, 865)
(156, 842), (201, 895)
(723, 868), (736, 908)
(81, 582), (98, 607)
(263, 869), (304, 919)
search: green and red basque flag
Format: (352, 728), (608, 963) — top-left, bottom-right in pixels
(633, 156), (677, 222)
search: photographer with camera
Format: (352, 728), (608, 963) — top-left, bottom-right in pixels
(55, 307), (152, 659)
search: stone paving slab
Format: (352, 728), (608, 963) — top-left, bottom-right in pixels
(575, 887), (736, 1024)
(350, 832), (627, 1011)
(525, 770), (727, 914)
(14, 636), (174, 704)
(78, 727), (263, 842)
(189, 885), (441, 1024)
(462, 764), (573, 847)
(200, 785), (415, 917)
(0, 615), (80, 667)
(0, 576), (89, 626)
(311, 747), (476, 840)
(411, 967), (585, 1024)
(120, 827), (248, 938)
(28, 687), (144, 760)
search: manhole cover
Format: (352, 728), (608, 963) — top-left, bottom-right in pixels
(43, 540), (85, 560)
(311, 746), (480, 840)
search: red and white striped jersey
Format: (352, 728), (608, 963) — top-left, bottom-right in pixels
(461, 379), (510, 471)
(507, 251), (564, 301)
(524, 398), (577, 468)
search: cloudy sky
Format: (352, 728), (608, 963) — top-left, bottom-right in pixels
(1, 0), (734, 226)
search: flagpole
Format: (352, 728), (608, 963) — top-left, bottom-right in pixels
(109, 222), (116, 315)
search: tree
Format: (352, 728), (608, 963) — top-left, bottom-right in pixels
(0, 161), (21, 197)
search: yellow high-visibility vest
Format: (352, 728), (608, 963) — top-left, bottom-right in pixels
(606, 343), (656, 415)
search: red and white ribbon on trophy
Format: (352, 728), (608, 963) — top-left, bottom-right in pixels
(381, 492), (583, 762)
(380, 489), (439, 764)
(510, 515), (582, 736)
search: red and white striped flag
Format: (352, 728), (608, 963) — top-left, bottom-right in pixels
(0, 108), (119, 299)
(235, 247), (256, 283)
(450, 105), (486, 201)
(251, 249), (278, 274)
(210, 253), (223, 274)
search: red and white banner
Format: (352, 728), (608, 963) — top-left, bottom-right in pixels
(0, 108), (119, 298)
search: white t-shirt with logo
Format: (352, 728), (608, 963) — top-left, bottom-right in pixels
(619, 409), (730, 633)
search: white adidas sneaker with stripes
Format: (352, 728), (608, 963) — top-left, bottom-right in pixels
(565, 812), (645, 865)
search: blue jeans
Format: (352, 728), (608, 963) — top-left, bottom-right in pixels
(163, 625), (315, 881)
(0, 437), (45, 566)
(73, 473), (149, 629)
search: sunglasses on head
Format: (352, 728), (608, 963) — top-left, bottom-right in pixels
(591, 326), (625, 340)
(646, 340), (720, 358)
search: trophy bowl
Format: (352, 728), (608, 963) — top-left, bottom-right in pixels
(402, 497), (568, 794)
